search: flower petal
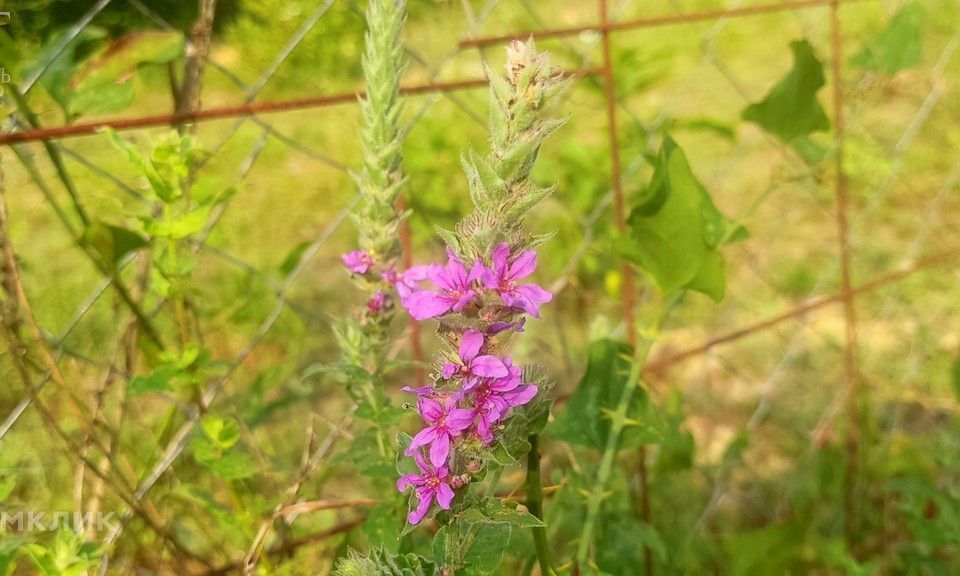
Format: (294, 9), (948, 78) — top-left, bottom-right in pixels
(459, 330), (484, 362)
(468, 260), (486, 284)
(491, 243), (511, 278)
(396, 473), (423, 492)
(451, 291), (475, 312)
(441, 363), (458, 380)
(446, 408), (475, 432)
(402, 291), (453, 320)
(436, 483), (455, 509)
(507, 250), (537, 281)
(418, 397), (444, 422)
(407, 426), (439, 453)
(407, 493), (432, 525)
(503, 384), (538, 407)
(429, 432), (450, 468)
(470, 355), (509, 378)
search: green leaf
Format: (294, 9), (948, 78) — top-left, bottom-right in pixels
(128, 366), (177, 397)
(81, 221), (148, 268)
(851, 2), (925, 75)
(742, 40), (830, 143)
(193, 436), (256, 481)
(333, 547), (434, 576)
(279, 241), (311, 276)
(142, 205), (211, 239)
(461, 522), (511, 575)
(105, 129), (176, 202)
(70, 32), (185, 117)
(0, 535), (25, 576)
(620, 136), (732, 301)
(25, 26), (108, 118)
(549, 340), (660, 451)
(202, 416), (241, 449)
(23, 529), (102, 576)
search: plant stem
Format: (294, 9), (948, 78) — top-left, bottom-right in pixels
(575, 317), (660, 572)
(526, 434), (555, 576)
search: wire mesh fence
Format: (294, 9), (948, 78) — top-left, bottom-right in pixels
(1, 0), (957, 572)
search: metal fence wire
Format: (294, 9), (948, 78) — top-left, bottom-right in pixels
(0, 0), (958, 572)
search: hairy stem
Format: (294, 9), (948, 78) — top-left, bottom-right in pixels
(576, 316), (660, 572)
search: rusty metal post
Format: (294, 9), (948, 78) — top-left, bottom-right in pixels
(830, 0), (861, 541)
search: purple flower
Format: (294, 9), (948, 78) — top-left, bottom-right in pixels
(481, 243), (553, 318)
(366, 290), (391, 316)
(406, 396), (475, 467)
(396, 451), (455, 524)
(342, 250), (374, 274)
(487, 317), (527, 335)
(402, 248), (484, 321)
(467, 359), (538, 443)
(441, 330), (508, 388)
(387, 265), (430, 299)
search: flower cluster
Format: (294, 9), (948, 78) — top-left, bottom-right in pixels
(394, 244), (549, 524)
(341, 249), (418, 321)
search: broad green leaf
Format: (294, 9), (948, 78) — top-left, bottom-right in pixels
(205, 451), (256, 480)
(279, 241), (311, 276)
(71, 32), (185, 117)
(620, 136), (734, 301)
(742, 40), (830, 143)
(69, 81), (134, 119)
(24, 26), (108, 117)
(128, 366), (177, 397)
(434, 519), (512, 576)
(457, 498), (546, 528)
(549, 339), (660, 451)
(81, 221), (147, 268)
(851, 2), (925, 75)
(193, 436), (256, 481)
(461, 522), (511, 575)
(202, 416), (241, 449)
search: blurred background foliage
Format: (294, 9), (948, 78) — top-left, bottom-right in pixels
(0, 0), (959, 574)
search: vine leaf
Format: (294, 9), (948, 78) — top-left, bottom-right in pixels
(851, 2), (925, 75)
(742, 40), (830, 143)
(81, 221), (148, 269)
(549, 339), (660, 451)
(619, 135), (740, 301)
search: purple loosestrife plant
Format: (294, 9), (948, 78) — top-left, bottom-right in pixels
(393, 41), (567, 572)
(337, 0), (409, 378)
